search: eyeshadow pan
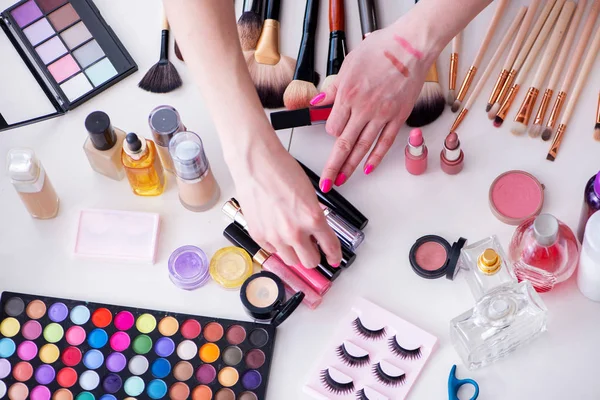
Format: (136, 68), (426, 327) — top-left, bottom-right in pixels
(215, 388), (235, 400)
(56, 367), (78, 387)
(242, 370), (262, 390)
(48, 3), (79, 31)
(239, 392), (258, 400)
(70, 305), (90, 325)
(22, 320), (42, 340)
(60, 21), (92, 49)
(85, 57), (118, 87)
(193, 385), (213, 400)
(8, 382), (29, 400)
(83, 349), (104, 369)
(102, 373), (122, 393)
(65, 326), (86, 346)
(23, 18), (55, 46)
(249, 328), (269, 348)
(173, 361), (193, 381)
(79, 370), (100, 390)
(245, 349), (266, 369)
(196, 364), (216, 384)
(61, 347), (82, 367)
(114, 311), (135, 331)
(204, 322), (224, 342)
(36, 36), (68, 65)
(26, 300), (46, 319)
(180, 319), (201, 339)
(35, 364), (56, 385)
(154, 337), (175, 357)
(109, 332), (131, 352)
(169, 382), (190, 400)
(92, 307), (113, 328)
(223, 346), (243, 366)
(38, 0), (68, 13)
(226, 325), (247, 345)
(17, 341), (37, 361)
(5, 297), (25, 316)
(13, 362), (33, 382)
(11, 0), (43, 28)
(0, 359), (11, 379)
(106, 352), (127, 372)
(53, 389), (73, 400)
(128, 355), (149, 375)
(73, 40), (104, 68)
(124, 376), (145, 397)
(0, 338), (16, 357)
(218, 367), (239, 387)
(158, 316), (179, 337)
(48, 302), (68, 322)
(0, 381), (5, 399)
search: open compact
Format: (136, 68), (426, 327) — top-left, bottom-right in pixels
(409, 235), (467, 280)
(240, 271), (304, 327)
(489, 170), (545, 225)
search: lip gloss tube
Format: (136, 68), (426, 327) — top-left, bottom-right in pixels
(223, 223), (324, 308)
(320, 204), (365, 251)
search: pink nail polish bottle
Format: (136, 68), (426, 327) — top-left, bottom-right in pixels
(405, 128), (428, 175)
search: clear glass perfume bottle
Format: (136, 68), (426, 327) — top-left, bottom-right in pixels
(459, 236), (517, 300)
(509, 214), (580, 293)
(450, 281), (548, 370)
(121, 133), (166, 197)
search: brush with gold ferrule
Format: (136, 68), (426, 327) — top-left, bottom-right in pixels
(447, 33), (461, 106)
(594, 92), (600, 141)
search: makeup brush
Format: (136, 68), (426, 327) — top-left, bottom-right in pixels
(248, 0), (296, 108)
(451, 0), (509, 113)
(138, 11), (183, 93)
(595, 92), (600, 141)
(488, 0), (552, 119)
(542, 0), (600, 141)
(238, 0), (265, 51)
(447, 33), (461, 106)
(358, 0), (378, 38)
(493, 0), (565, 128)
(321, 0), (347, 92)
(174, 41), (184, 62)
(283, 0), (320, 110)
(529, 0), (585, 138)
(511, 1), (575, 136)
(547, 22), (600, 161)
(451, 6), (526, 132)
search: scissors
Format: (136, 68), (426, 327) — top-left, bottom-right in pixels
(448, 364), (479, 400)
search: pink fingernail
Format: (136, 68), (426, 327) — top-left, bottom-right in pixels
(320, 179), (333, 193)
(310, 92), (326, 106)
(334, 173), (346, 186)
(364, 164), (374, 175)
(331, 263), (340, 268)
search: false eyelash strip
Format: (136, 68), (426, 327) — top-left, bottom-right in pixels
(356, 388), (369, 400)
(372, 362), (406, 387)
(352, 317), (387, 340)
(383, 50), (410, 77)
(393, 35), (423, 60)
(320, 369), (355, 395)
(336, 343), (371, 368)
(388, 335), (422, 360)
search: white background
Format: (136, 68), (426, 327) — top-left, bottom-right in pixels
(1, 0), (600, 399)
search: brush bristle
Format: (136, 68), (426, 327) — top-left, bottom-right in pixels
(493, 116), (503, 128)
(528, 124), (542, 138)
(246, 52), (295, 109)
(541, 127), (553, 141)
(488, 104), (500, 120)
(451, 99), (461, 113)
(546, 153), (555, 161)
(174, 41), (184, 62)
(284, 80), (319, 110)
(485, 103), (492, 112)
(446, 90), (455, 106)
(321, 74), (337, 92)
(138, 61), (182, 93)
(510, 122), (527, 135)
(406, 82), (445, 127)
(594, 124), (600, 141)
(238, 12), (263, 51)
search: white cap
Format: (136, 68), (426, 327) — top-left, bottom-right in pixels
(533, 214), (559, 246)
(6, 148), (40, 182)
(584, 211), (600, 251)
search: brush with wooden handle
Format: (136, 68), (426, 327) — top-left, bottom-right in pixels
(322, 0), (347, 92)
(447, 33), (461, 106)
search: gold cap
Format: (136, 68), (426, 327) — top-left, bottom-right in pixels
(477, 248), (502, 275)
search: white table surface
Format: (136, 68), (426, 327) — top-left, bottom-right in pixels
(1, 0), (600, 399)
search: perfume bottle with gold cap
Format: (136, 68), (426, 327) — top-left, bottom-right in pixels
(459, 236), (517, 300)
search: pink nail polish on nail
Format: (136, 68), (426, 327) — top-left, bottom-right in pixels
(364, 164), (374, 175)
(331, 263), (340, 268)
(334, 173), (346, 186)
(320, 179), (333, 192)
(310, 92), (326, 106)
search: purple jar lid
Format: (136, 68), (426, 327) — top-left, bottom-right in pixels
(168, 245), (210, 290)
(594, 171), (600, 195)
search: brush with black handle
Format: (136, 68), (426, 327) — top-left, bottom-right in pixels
(283, 0), (320, 110)
(358, 0), (378, 38)
(322, 0), (347, 91)
(238, 0), (266, 51)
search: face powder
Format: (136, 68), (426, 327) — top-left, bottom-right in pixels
(209, 247), (253, 289)
(489, 170), (544, 225)
(409, 235), (467, 280)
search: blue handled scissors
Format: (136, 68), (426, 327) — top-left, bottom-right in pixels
(448, 365), (479, 400)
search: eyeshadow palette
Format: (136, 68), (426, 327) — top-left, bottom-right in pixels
(304, 298), (437, 400)
(0, 0), (137, 131)
(0, 292), (275, 400)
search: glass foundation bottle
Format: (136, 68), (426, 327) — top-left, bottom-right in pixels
(83, 111), (126, 180)
(148, 105), (186, 173)
(121, 133), (166, 197)
(7, 149), (59, 219)
(169, 131), (220, 211)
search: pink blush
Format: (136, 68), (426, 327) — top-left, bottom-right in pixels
(48, 54), (80, 83)
(415, 242), (447, 271)
(490, 171), (544, 225)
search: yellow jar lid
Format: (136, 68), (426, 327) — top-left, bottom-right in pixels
(210, 247), (253, 289)
(478, 248), (502, 275)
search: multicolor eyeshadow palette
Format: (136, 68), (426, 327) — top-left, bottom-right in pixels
(0, 292), (275, 400)
(304, 298), (437, 400)
(0, 0), (137, 131)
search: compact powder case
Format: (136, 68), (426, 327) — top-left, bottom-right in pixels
(409, 235), (467, 280)
(240, 271), (304, 327)
(489, 170), (545, 225)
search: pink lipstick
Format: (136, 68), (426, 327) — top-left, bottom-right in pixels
(270, 105), (333, 130)
(440, 131), (464, 175)
(405, 128), (428, 175)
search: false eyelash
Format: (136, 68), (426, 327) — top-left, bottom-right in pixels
(372, 362), (406, 387)
(320, 369), (355, 394)
(352, 317), (386, 340)
(388, 335), (422, 360)
(336, 343), (371, 368)
(355, 388), (369, 400)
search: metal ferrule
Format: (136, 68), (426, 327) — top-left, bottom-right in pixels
(547, 91), (566, 129)
(456, 66), (477, 102)
(548, 123), (567, 161)
(533, 89), (553, 126)
(254, 19), (280, 65)
(222, 199), (249, 230)
(449, 53), (459, 90)
(488, 69), (509, 105)
(497, 84), (520, 120)
(322, 206), (365, 251)
(514, 87), (539, 125)
(498, 69), (516, 104)
(450, 108), (468, 132)
(253, 249), (270, 266)
(596, 92), (600, 124)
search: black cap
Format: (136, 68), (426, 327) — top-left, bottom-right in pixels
(223, 223), (261, 258)
(151, 107), (179, 133)
(270, 108), (312, 130)
(271, 292), (304, 327)
(446, 237), (467, 280)
(125, 133), (142, 152)
(85, 111), (116, 150)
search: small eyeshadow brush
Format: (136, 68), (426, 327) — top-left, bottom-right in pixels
(595, 92), (600, 141)
(447, 33), (461, 106)
(321, 0), (347, 92)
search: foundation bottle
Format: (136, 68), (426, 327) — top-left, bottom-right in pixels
(7, 148), (59, 219)
(121, 133), (166, 197)
(83, 111), (126, 180)
(148, 105), (186, 173)
(169, 131), (220, 211)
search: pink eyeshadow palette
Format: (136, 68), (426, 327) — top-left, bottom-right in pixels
(0, 292), (275, 400)
(0, 0), (137, 131)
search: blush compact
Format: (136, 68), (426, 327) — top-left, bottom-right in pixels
(489, 170), (545, 225)
(409, 235), (467, 280)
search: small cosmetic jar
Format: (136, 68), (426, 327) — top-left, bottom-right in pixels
(409, 235), (467, 280)
(210, 247), (254, 289)
(489, 170), (545, 225)
(240, 271), (304, 327)
(168, 245), (210, 290)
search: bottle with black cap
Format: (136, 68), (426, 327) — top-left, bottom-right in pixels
(121, 132), (166, 196)
(83, 111), (126, 180)
(148, 105), (186, 173)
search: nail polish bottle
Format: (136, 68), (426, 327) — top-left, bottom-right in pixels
(578, 211), (600, 301)
(509, 214), (580, 293)
(440, 131), (464, 175)
(83, 111), (126, 181)
(121, 133), (166, 196)
(7, 148), (59, 219)
(405, 128), (427, 175)
(577, 171), (600, 242)
(148, 105), (186, 173)
(169, 131), (220, 212)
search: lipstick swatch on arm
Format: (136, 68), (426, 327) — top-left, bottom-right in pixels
(383, 50), (410, 77)
(393, 35), (423, 60)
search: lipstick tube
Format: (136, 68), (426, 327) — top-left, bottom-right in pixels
(223, 223), (323, 309)
(320, 204), (365, 251)
(270, 106), (332, 130)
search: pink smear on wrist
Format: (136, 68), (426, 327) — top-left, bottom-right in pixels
(393, 35), (423, 60)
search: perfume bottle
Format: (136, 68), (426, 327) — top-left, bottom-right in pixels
(577, 171), (600, 242)
(148, 105), (186, 173)
(121, 133), (166, 196)
(7, 148), (59, 219)
(509, 214), (580, 293)
(578, 211), (600, 301)
(450, 281), (547, 370)
(83, 111), (126, 181)
(460, 235), (517, 300)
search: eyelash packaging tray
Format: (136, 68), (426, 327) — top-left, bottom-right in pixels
(304, 298), (437, 400)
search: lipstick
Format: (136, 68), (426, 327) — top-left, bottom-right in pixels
(405, 128), (428, 175)
(223, 223), (323, 309)
(440, 131), (464, 175)
(270, 105), (333, 130)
